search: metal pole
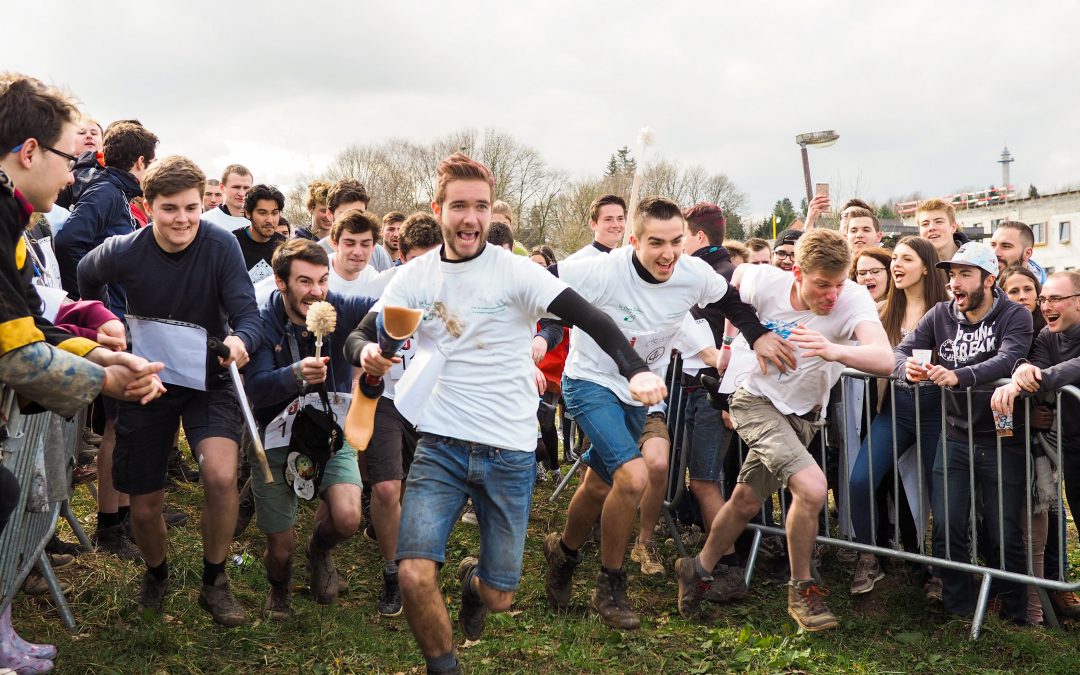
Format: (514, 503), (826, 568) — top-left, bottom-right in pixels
(800, 144), (813, 207)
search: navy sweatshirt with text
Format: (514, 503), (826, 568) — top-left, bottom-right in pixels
(893, 286), (1033, 446)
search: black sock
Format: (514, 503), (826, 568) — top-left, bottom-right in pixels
(311, 522), (338, 551)
(117, 506), (130, 523)
(147, 558), (168, 581)
(425, 652), (458, 673)
(202, 558), (226, 586)
(720, 553), (740, 568)
(98, 511), (119, 529)
(559, 539), (579, 559)
(601, 565), (622, 576)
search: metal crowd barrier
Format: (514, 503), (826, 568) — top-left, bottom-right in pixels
(0, 392), (86, 630)
(653, 359), (1080, 640)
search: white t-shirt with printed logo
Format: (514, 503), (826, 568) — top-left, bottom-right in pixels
(560, 245), (729, 405)
(328, 255), (380, 297)
(378, 245), (568, 452)
(738, 264), (880, 415)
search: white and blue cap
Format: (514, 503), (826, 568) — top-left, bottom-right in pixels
(936, 241), (998, 277)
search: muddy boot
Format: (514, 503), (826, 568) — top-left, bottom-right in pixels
(542, 533), (580, 609)
(590, 568), (640, 630)
(199, 572), (247, 627)
(787, 579), (838, 632)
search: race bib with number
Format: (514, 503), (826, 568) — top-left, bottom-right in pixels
(626, 326), (680, 370)
(263, 390), (352, 450)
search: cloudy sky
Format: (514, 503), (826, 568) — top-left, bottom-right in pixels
(6, 1), (1078, 217)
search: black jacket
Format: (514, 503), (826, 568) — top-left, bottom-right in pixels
(55, 166), (141, 308)
(689, 245), (737, 381)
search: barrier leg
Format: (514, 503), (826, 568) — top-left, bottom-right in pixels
(35, 552), (76, 631)
(744, 528), (763, 588)
(61, 499), (92, 550)
(970, 572), (993, 641)
(1036, 586), (1060, 630)
(663, 508), (687, 559)
(549, 455), (583, 503)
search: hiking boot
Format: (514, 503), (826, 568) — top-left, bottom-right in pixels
(137, 570), (168, 615)
(457, 557), (488, 640)
(199, 573), (247, 626)
(704, 564), (749, 603)
(924, 575), (943, 602)
(72, 464), (97, 485)
(630, 540), (665, 576)
(787, 579), (839, 632)
(1051, 590), (1080, 618)
(590, 568), (640, 630)
(675, 556), (713, 619)
(379, 570), (402, 616)
(306, 538), (340, 605)
(850, 555), (885, 595)
(542, 533), (580, 609)
(163, 504), (188, 528)
(460, 506), (477, 525)
(46, 535), (84, 557)
(21, 570), (71, 596)
(83, 429), (103, 446)
(264, 582), (293, 621)
(94, 524), (142, 562)
(166, 447), (199, 483)
(47, 553), (74, 570)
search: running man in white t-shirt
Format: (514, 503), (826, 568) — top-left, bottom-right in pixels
(345, 154), (665, 675)
(542, 197), (797, 630)
(674, 228), (892, 632)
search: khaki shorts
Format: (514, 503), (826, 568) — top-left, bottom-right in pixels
(729, 388), (823, 498)
(638, 412), (670, 450)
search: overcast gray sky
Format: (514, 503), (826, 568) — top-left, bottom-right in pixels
(6, 0), (1078, 217)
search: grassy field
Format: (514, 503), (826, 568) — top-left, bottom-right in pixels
(11, 461), (1080, 674)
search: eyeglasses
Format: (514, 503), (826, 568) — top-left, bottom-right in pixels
(773, 250), (795, 260)
(1037, 294), (1080, 305)
(10, 141), (79, 171)
(855, 267), (887, 278)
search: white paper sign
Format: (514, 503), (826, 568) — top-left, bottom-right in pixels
(718, 335), (755, 394)
(263, 390), (352, 450)
(34, 284), (69, 324)
(248, 259), (274, 284)
(393, 340), (447, 425)
(127, 315), (208, 390)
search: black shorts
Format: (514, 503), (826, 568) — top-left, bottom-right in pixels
(113, 385), (241, 495)
(366, 396), (419, 485)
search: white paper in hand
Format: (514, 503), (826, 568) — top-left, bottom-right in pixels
(718, 336), (755, 394)
(127, 315), (208, 390)
(392, 340), (448, 425)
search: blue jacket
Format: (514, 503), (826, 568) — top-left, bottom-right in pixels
(245, 289), (375, 426)
(55, 167), (141, 312)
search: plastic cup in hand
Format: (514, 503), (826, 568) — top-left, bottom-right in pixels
(911, 349), (933, 382)
(994, 411), (1014, 438)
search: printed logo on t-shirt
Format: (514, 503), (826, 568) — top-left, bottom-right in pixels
(619, 303), (643, 322)
(763, 319), (798, 339)
(940, 322), (997, 366)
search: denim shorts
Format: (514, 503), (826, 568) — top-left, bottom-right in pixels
(685, 388), (731, 482)
(396, 434), (536, 591)
(562, 376), (646, 486)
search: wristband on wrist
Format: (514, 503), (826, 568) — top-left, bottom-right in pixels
(292, 362), (305, 388)
(722, 336), (734, 346)
(721, 344), (732, 351)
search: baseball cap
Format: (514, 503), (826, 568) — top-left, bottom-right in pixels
(773, 229), (803, 248)
(936, 241), (997, 277)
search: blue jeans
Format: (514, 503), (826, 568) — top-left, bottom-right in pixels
(932, 437), (1028, 622)
(848, 385), (941, 545)
(685, 388), (731, 482)
(396, 434), (535, 591)
(562, 376), (646, 486)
